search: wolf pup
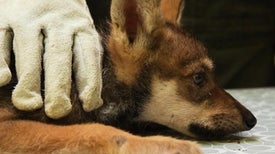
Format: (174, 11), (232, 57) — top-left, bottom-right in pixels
(0, 0), (256, 153)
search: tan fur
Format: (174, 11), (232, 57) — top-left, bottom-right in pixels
(161, 0), (184, 25)
(181, 58), (214, 76)
(0, 109), (201, 153)
(139, 75), (198, 137)
(138, 75), (243, 138)
(108, 0), (165, 85)
(107, 33), (150, 85)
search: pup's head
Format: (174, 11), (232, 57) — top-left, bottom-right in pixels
(107, 0), (256, 139)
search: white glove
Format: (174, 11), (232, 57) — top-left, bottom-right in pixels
(0, 0), (103, 119)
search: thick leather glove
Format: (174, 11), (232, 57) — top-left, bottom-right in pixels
(0, 0), (103, 119)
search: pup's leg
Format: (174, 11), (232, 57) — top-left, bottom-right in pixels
(0, 120), (202, 154)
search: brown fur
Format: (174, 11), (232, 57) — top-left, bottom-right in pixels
(0, 0), (256, 153)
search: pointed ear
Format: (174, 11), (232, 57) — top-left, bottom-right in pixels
(160, 0), (185, 26)
(111, 0), (165, 43)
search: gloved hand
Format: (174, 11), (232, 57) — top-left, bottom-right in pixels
(0, 0), (103, 119)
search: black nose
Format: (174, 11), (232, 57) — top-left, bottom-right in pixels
(236, 100), (257, 129)
(244, 113), (257, 129)
(240, 105), (257, 130)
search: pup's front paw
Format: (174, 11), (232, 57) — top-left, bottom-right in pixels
(120, 136), (203, 154)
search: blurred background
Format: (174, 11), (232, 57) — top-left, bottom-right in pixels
(88, 0), (275, 89)
(182, 0), (275, 88)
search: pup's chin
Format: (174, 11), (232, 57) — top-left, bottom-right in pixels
(188, 123), (239, 140)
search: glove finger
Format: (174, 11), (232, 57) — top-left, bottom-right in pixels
(0, 29), (12, 87)
(12, 28), (43, 111)
(44, 30), (73, 119)
(73, 30), (103, 112)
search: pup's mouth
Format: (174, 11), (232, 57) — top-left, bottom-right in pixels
(188, 113), (257, 140)
(188, 120), (256, 140)
(188, 123), (235, 139)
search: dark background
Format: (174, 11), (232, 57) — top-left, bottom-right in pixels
(87, 0), (275, 89)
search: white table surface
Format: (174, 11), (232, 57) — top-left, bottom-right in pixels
(200, 88), (275, 154)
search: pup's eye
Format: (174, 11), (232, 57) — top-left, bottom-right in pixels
(193, 72), (206, 87)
